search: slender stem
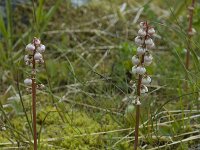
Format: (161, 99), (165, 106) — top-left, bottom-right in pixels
(32, 43), (37, 150)
(134, 22), (149, 150)
(185, 0), (195, 71)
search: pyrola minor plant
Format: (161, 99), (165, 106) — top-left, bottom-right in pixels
(24, 37), (45, 150)
(132, 21), (155, 150)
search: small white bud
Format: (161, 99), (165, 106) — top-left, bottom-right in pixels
(145, 38), (153, 45)
(132, 55), (140, 65)
(146, 42), (155, 49)
(141, 85), (148, 94)
(34, 52), (42, 60)
(144, 54), (153, 62)
(142, 76), (151, 85)
(26, 43), (35, 52)
(37, 44), (45, 53)
(148, 27), (155, 35)
(188, 28), (196, 36)
(24, 78), (32, 86)
(34, 38), (41, 45)
(188, 6), (194, 10)
(2, 127), (6, 131)
(135, 36), (143, 45)
(132, 66), (137, 74)
(138, 29), (146, 37)
(137, 47), (146, 55)
(136, 66), (146, 75)
(24, 55), (30, 62)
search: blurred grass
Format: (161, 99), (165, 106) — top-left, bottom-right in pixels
(0, 0), (200, 149)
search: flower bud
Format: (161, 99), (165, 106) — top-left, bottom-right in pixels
(34, 38), (41, 45)
(138, 29), (146, 37)
(132, 66), (137, 74)
(144, 54), (153, 62)
(141, 85), (148, 94)
(146, 42), (155, 49)
(136, 66), (146, 75)
(26, 43), (35, 52)
(132, 55), (140, 65)
(142, 76), (151, 85)
(148, 27), (155, 35)
(135, 36), (143, 45)
(24, 55), (30, 62)
(188, 28), (196, 36)
(34, 52), (42, 60)
(24, 78), (32, 86)
(137, 47), (146, 55)
(145, 38), (153, 45)
(37, 44), (45, 53)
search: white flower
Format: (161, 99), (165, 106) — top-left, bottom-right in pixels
(144, 54), (153, 62)
(148, 27), (155, 35)
(143, 60), (152, 66)
(34, 38), (41, 45)
(145, 38), (153, 45)
(188, 28), (196, 36)
(24, 55), (29, 62)
(138, 29), (146, 37)
(24, 78), (32, 86)
(37, 44), (45, 53)
(132, 66), (137, 74)
(135, 36), (143, 45)
(132, 55), (140, 65)
(144, 53), (153, 66)
(137, 47), (146, 55)
(26, 43), (35, 52)
(34, 52), (42, 60)
(141, 85), (148, 94)
(146, 42), (155, 49)
(136, 66), (146, 75)
(142, 76), (151, 85)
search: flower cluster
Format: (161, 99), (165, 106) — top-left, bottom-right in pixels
(131, 22), (155, 101)
(24, 37), (45, 92)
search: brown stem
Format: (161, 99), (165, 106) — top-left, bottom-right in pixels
(185, 0), (195, 71)
(134, 21), (149, 150)
(32, 42), (37, 150)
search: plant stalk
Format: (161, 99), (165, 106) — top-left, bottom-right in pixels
(185, 0), (195, 71)
(134, 22), (148, 150)
(32, 46), (37, 150)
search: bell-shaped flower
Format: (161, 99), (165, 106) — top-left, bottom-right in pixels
(132, 55), (140, 65)
(142, 76), (151, 85)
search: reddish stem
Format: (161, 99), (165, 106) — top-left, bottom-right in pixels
(32, 40), (37, 150)
(134, 21), (149, 150)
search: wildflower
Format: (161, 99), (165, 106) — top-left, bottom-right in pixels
(142, 76), (151, 85)
(26, 43), (35, 52)
(137, 46), (146, 55)
(34, 52), (42, 60)
(132, 55), (140, 65)
(135, 36), (143, 45)
(138, 29), (146, 37)
(148, 27), (155, 35)
(37, 44), (46, 53)
(24, 78), (32, 86)
(136, 66), (146, 75)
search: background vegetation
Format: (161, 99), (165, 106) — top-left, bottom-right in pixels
(0, 0), (200, 149)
